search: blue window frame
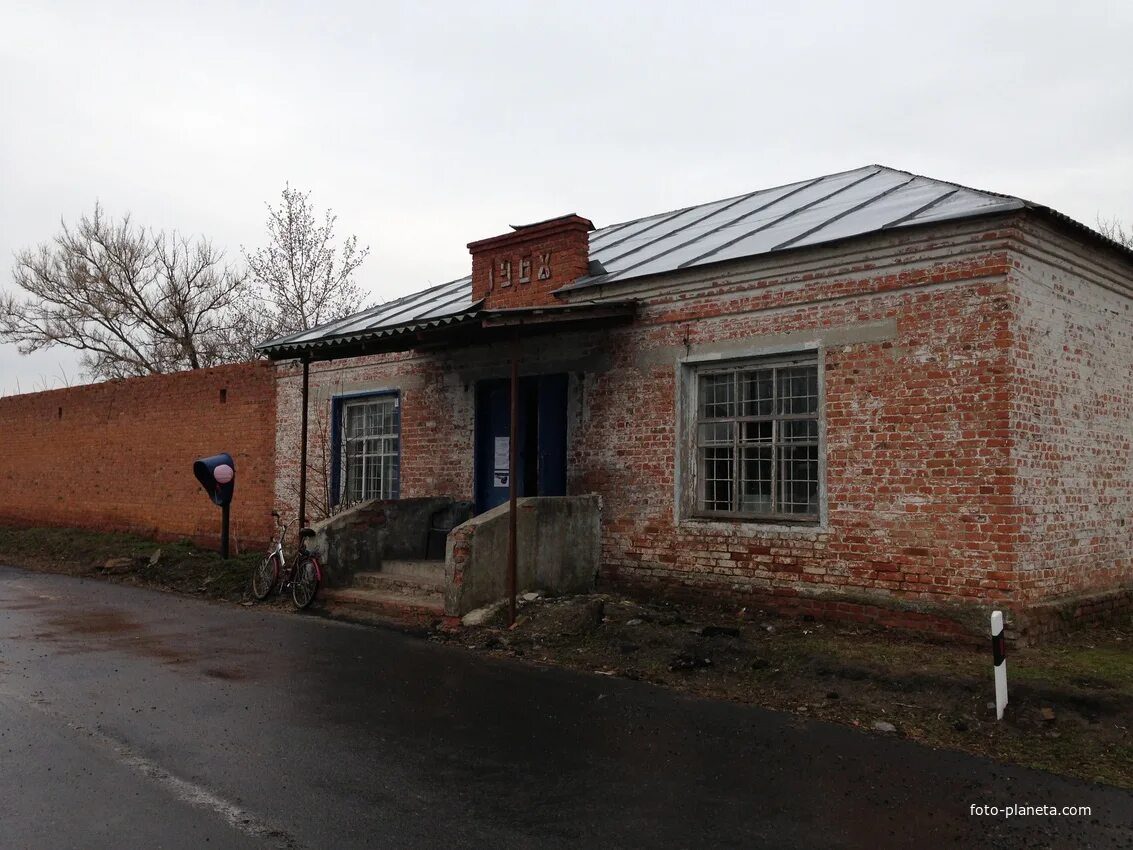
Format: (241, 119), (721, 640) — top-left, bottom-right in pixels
(331, 391), (401, 507)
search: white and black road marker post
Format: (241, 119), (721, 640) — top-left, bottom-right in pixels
(991, 610), (1008, 720)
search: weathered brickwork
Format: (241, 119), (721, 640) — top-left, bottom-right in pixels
(1010, 219), (1133, 602)
(273, 215), (1133, 639)
(0, 362), (276, 548)
(275, 352), (474, 520)
(1015, 587), (1133, 643)
(574, 230), (1019, 619)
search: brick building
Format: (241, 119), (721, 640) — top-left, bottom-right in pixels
(261, 165), (1133, 638)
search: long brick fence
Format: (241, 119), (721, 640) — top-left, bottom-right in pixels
(0, 361), (277, 550)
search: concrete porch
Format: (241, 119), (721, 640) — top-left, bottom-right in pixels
(308, 495), (601, 627)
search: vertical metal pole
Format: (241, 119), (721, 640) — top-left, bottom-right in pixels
(507, 335), (519, 626)
(220, 503), (230, 559)
(299, 358), (310, 530)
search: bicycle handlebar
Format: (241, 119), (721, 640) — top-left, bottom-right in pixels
(273, 514), (299, 544)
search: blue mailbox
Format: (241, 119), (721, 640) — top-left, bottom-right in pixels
(193, 453), (236, 506)
(193, 453), (235, 558)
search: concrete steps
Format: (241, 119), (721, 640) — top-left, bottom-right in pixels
(317, 559), (446, 629)
(370, 559), (445, 588)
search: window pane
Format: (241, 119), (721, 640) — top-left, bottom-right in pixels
(739, 447), (773, 514)
(345, 406), (366, 438)
(699, 372), (735, 418)
(740, 420), (773, 444)
(364, 451), (380, 499)
(778, 366), (818, 415)
(781, 419), (818, 443)
(780, 445), (819, 514)
(740, 369), (774, 416)
(701, 446), (734, 511)
(698, 421), (733, 445)
(345, 443), (364, 503)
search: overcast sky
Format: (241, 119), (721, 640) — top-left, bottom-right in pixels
(2, 0), (1131, 395)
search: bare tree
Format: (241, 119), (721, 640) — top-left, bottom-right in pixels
(1, 204), (249, 380)
(242, 185), (371, 349)
(1096, 215), (1133, 249)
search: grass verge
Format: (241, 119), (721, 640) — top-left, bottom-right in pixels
(0, 525), (260, 601)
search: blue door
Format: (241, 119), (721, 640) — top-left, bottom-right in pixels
(474, 374), (568, 513)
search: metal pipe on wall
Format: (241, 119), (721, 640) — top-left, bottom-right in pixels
(507, 334), (519, 625)
(299, 358), (310, 530)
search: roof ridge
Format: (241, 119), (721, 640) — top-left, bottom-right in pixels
(867, 163), (1028, 205)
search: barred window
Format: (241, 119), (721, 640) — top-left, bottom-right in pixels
(341, 395), (400, 504)
(695, 357), (820, 521)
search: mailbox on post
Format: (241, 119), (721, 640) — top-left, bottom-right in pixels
(193, 453), (235, 558)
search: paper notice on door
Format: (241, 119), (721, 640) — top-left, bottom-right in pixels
(493, 437), (510, 487)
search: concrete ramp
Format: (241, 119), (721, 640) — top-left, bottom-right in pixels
(444, 495), (601, 618)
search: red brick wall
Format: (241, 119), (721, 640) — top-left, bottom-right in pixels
(0, 361), (277, 549)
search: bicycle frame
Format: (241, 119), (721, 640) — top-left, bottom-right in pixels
(267, 519), (291, 568)
(269, 516), (323, 588)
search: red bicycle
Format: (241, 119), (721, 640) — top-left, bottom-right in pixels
(251, 511), (322, 609)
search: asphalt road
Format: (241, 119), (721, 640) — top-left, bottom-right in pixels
(0, 565), (1130, 849)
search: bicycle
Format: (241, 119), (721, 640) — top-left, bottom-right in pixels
(251, 511), (322, 609)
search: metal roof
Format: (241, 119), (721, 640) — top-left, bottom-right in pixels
(259, 164), (1122, 358)
(570, 164), (1027, 289)
(258, 275), (478, 357)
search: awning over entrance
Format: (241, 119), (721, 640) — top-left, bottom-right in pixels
(256, 282), (636, 363)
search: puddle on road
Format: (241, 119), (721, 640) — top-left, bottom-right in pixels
(0, 600), (52, 612)
(47, 609), (144, 637)
(203, 667), (249, 681)
(8, 603), (256, 683)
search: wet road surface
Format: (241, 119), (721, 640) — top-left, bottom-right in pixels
(1, 565), (1130, 849)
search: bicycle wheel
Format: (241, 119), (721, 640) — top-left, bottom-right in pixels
(251, 554), (279, 600)
(291, 557), (320, 609)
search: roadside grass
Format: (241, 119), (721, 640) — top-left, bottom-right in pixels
(0, 525), (260, 601)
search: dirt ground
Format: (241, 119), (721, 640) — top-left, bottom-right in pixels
(3, 524), (1131, 789)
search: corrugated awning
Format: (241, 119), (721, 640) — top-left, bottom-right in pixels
(258, 301), (636, 362)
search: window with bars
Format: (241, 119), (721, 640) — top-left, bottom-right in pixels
(339, 395), (400, 505)
(694, 356), (820, 521)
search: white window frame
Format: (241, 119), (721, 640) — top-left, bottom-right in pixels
(339, 394), (400, 505)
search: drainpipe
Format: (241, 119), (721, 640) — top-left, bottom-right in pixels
(299, 357), (310, 530)
(507, 333), (519, 626)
